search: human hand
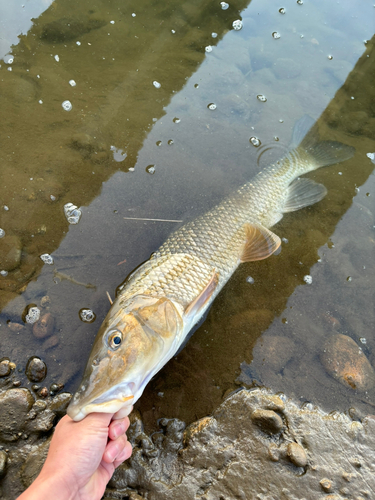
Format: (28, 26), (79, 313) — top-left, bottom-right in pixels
(18, 412), (132, 500)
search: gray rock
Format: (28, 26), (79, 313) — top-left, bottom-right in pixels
(0, 388), (34, 441)
(251, 408), (284, 434)
(25, 357), (47, 383)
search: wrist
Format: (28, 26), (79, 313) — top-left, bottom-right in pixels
(18, 469), (78, 500)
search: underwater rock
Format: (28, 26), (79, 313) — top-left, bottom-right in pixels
(107, 388), (375, 499)
(252, 334), (296, 373)
(42, 334), (59, 351)
(320, 334), (375, 391)
(25, 357), (47, 383)
(0, 235), (22, 272)
(32, 313), (55, 339)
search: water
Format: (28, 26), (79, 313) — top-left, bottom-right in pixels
(0, 0), (374, 439)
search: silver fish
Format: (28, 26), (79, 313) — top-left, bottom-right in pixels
(67, 117), (354, 421)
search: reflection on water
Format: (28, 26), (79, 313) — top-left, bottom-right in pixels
(0, 0), (374, 433)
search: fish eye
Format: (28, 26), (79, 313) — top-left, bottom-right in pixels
(107, 330), (123, 350)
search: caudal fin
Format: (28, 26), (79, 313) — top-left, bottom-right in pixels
(291, 115), (355, 169)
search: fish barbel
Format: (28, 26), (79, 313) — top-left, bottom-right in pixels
(67, 117), (354, 421)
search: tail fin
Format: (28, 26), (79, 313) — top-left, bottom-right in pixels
(291, 115), (355, 168)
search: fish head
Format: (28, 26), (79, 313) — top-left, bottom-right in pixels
(67, 294), (183, 421)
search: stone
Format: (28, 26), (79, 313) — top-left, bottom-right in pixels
(320, 334), (375, 391)
(32, 313), (54, 339)
(251, 335), (296, 373)
(42, 334), (59, 351)
(25, 357), (47, 383)
(0, 235), (22, 272)
(0, 360), (11, 377)
(319, 478), (333, 492)
(287, 442), (307, 467)
(7, 322), (26, 333)
(250, 409), (284, 434)
(0, 450), (7, 477)
(0, 388), (35, 441)
(48, 393), (72, 417)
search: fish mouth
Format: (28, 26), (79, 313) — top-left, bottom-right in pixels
(68, 394), (134, 421)
(67, 383), (135, 421)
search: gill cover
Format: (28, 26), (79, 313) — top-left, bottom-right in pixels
(67, 294), (183, 421)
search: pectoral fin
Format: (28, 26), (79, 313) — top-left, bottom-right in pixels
(184, 270), (219, 320)
(240, 223), (281, 262)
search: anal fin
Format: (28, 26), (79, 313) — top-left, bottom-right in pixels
(240, 223), (281, 263)
(283, 178), (327, 213)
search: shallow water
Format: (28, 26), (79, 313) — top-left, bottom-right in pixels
(0, 0), (374, 432)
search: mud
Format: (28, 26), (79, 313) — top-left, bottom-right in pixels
(104, 388), (375, 499)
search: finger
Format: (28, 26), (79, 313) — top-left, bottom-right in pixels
(113, 441), (132, 468)
(85, 412), (114, 427)
(112, 405), (133, 420)
(102, 434), (128, 463)
(108, 417), (130, 440)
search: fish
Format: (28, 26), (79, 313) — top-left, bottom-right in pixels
(67, 116), (355, 421)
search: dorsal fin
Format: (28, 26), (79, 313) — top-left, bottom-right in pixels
(240, 223), (281, 262)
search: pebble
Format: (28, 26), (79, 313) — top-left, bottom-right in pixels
(40, 296), (50, 308)
(287, 442), (307, 467)
(7, 322), (26, 333)
(0, 235), (22, 271)
(320, 334), (375, 391)
(0, 360), (11, 377)
(0, 450), (7, 477)
(32, 313), (55, 339)
(319, 478), (333, 492)
(25, 357), (47, 383)
(42, 334), (59, 351)
(251, 409), (284, 434)
(39, 387), (48, 398)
